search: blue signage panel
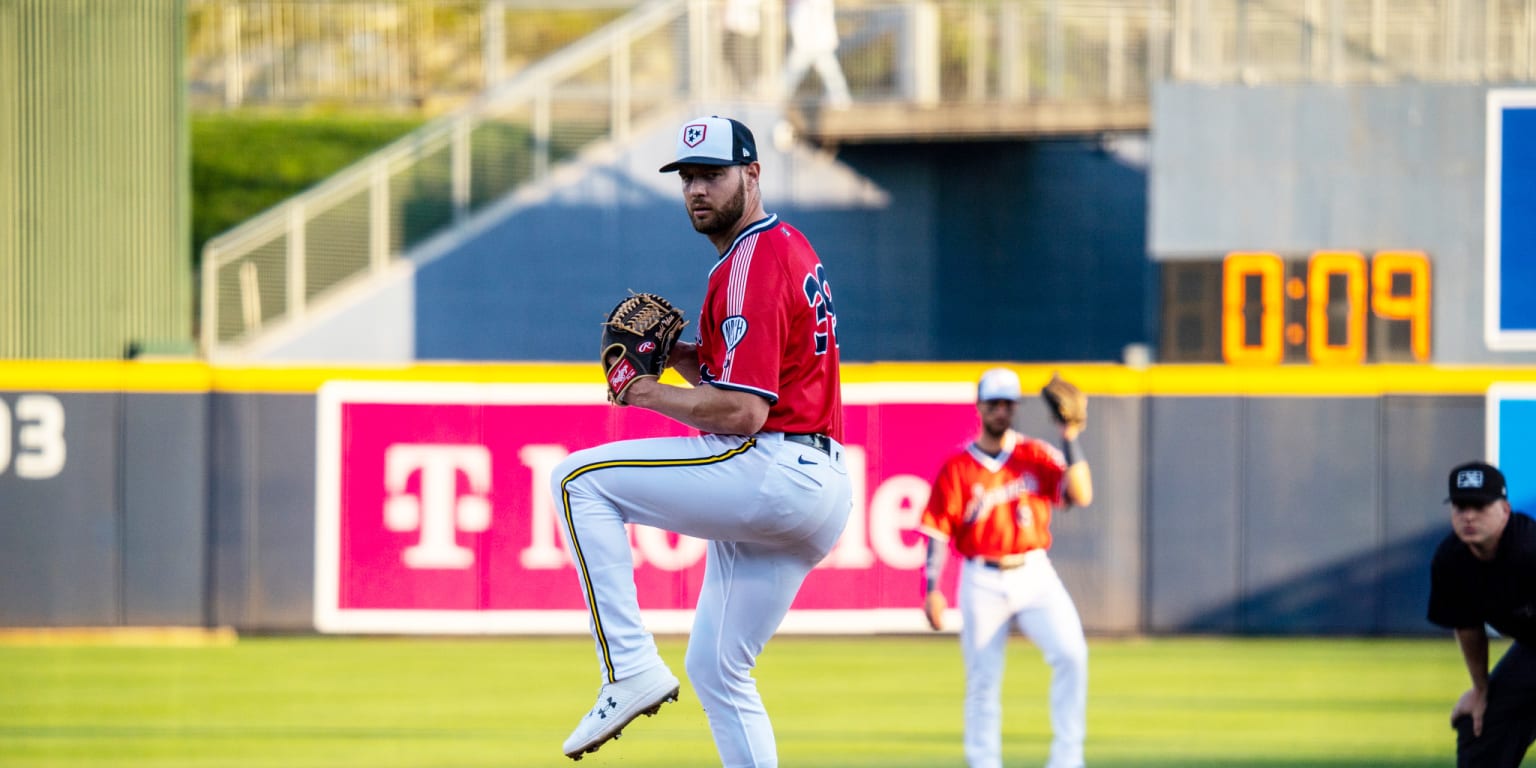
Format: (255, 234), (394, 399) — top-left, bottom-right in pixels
(1487, 90), (1536, 350)
(1489, 384), (1536, 513)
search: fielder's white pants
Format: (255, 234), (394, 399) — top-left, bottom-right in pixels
(553, 432), (851, 768)
(960, 551), (1088, 768)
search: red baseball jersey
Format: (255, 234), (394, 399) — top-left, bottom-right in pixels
(697, 214), (842, 441)
(919, 434), (1067, 558)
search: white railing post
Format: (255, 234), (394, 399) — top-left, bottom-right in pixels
(370, 165), (389, 273)
(222, 3), (243, 108)
(1197, 0), (1215, 81)
(1172, 0), (1190, 80)
(1304, 0), (1322, 81)
(483, 0), (506, 87)
(1486, 0), (1500, 81)
(905, 1), (941, 107)
(689, 0), (709, 100)
(967, 2), (988, 102)
(1528, 0), (1535, 80)
(1109, 8), (1126, 101)
(1328, 0), (1343, 83)
(612, 37), (631, 143)
(1444, 0), (1460, 79)
(452, 119), (471, 224)
(1234, 0), (1248, 82)
(999, 1), (1027, 103)
(201, 246), (219, 353)
(1369, 0), (1385, 83)
(1147, 0), (1166, 85)
(1045, 0), (1062, 99)
(287, 203), (306, 322)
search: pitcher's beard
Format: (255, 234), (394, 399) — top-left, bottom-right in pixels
(690, 182), (747, 236)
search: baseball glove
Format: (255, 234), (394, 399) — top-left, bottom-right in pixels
(600, 292), (687, 405)
(1040, 371), (1087, 430)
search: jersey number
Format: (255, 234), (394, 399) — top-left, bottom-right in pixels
(803, 265), (839, 355)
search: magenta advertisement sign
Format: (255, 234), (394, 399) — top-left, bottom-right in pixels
(315, 381), (979, 633)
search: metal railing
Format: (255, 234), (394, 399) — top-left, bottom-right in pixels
(186, 0), (635, 111)
(199, 0), (1536, 358)
(1171, 0), (1536, 83)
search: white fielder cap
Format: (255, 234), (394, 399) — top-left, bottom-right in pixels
(659, 115), (758, 173)
(977, 368), (1023, 401)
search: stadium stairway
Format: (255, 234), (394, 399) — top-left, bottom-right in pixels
(233, 100), (887, 362)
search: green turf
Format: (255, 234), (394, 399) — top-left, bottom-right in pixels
(0, 634), (1483, 767)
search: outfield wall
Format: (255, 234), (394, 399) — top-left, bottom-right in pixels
(0, 362), (1516, 636)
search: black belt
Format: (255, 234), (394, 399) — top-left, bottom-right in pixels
(979, 553), (1032, 570)
(784, 433), (832, 455)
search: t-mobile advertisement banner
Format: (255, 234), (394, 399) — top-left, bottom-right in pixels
(315, 381), (979, 634)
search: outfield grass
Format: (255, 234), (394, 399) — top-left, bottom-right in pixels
(0, 634), (1481, 767)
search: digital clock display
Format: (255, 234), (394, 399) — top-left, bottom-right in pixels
(1160, 251), (1431, 364)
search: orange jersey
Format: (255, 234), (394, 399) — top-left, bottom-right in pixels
(919, 433), (1067, 559)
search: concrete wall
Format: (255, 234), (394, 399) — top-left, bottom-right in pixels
(0, 391), (207, 625)
(1150, 82), (1533, 364)
(1143, 395), (1477, 634)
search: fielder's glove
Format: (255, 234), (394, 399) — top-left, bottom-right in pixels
(1040, 371), (1087, 430)
(600, 292), (687, 405)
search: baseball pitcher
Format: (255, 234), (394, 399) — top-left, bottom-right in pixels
(554, 115), (851, 767)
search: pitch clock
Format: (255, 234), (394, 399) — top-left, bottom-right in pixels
(1160, 250), (1431, 364)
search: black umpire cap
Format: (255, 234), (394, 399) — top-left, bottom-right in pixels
(1446, 461), (1508, 506)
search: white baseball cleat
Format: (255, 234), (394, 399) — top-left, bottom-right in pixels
(563, 665), (681, 761)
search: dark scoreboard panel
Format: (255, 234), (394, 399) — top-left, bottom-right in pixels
(1160, 251), (1431, 364)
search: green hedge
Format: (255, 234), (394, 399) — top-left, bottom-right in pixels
(191, 112), (426, 266)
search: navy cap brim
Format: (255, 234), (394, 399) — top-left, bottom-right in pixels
(1446, 492), (1504, 505)
(659, 156), (748, 173)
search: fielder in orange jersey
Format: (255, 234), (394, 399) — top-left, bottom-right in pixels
(919, 368), (1094, 768)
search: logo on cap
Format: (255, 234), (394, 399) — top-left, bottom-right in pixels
(1458, 470), (1486, 489)
(683, 124), (707, 148)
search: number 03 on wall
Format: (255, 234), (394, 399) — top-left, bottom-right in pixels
(1221, 250), (1431, 365)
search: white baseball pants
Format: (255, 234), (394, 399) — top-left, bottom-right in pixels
(553, 431), (851, 768)
(959, 551), (1088, 768)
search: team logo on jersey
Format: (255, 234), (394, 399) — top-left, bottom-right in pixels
(721, 315), (748, 350)
(683, 124), (707, 147)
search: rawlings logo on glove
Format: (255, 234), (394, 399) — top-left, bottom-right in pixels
(600, 292), (687, 405)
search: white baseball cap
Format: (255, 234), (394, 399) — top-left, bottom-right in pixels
(659, 115), (758, 173)
(977, 368), (1022, 401)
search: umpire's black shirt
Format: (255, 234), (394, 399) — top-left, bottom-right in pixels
(1429, 511), (1536, 643)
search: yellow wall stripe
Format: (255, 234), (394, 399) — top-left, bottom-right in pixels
(3, 361), (1536, 396)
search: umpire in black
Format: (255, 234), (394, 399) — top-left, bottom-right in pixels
(1429, 460), (1536, 766)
